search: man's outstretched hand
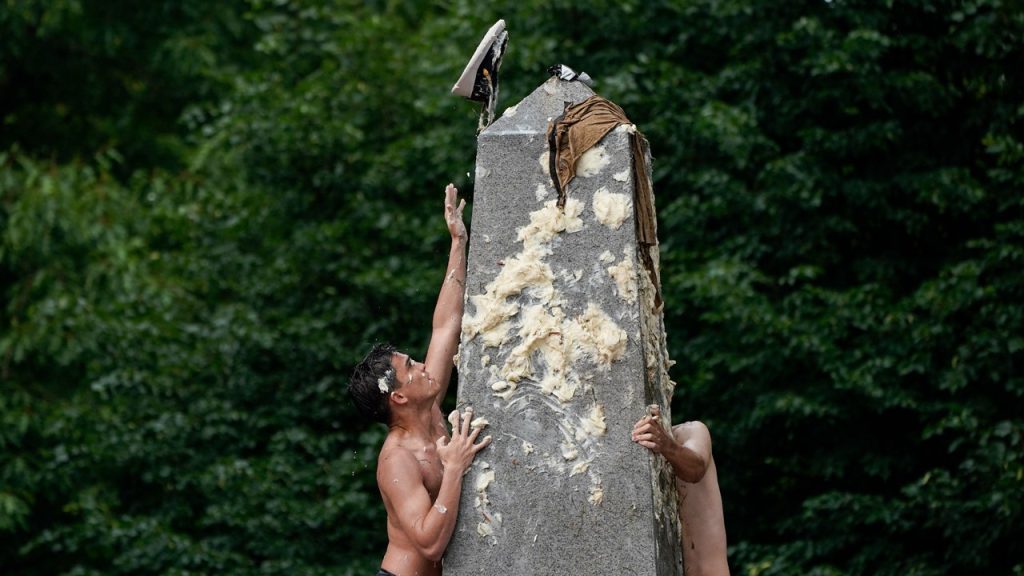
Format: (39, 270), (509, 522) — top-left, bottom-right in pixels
(444, 183), (467, 241)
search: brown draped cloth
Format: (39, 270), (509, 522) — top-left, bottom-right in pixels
(546, 95), (662, 307)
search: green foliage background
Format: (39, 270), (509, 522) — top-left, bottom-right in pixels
(2, 1), (1022, 574)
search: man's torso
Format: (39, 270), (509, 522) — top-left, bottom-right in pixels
(378, 411), (449, 575)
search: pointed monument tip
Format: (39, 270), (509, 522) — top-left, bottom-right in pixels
(481, 76), (597, 136)
(547, 64), (594, 87)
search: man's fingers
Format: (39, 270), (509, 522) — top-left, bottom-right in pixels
(436, 436), (449, 449)
(448, 409), (460, 432)
(633, 421), (655, 436)
(461, 406), (473, 435)
(444, 184), (456, 210)
(474, 435), (493, 451)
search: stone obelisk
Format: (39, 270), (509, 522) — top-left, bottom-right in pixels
(445, 77), (680, 575)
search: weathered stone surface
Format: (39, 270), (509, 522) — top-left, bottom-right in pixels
(445, 77), (680, 576)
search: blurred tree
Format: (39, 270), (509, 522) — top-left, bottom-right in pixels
(0, 0), (255, 170)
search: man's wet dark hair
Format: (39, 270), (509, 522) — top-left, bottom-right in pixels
(348, 343), (399, 424)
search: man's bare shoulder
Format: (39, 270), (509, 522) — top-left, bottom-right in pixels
(672, 420), (709, 439)
(377, 435), (419, 483)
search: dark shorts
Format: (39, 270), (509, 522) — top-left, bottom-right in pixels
(376, 570), (397, 576)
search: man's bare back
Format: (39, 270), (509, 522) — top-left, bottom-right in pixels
(633, 415), (730, 576)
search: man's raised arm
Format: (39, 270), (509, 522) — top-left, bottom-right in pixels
(425, 183), (468, 402)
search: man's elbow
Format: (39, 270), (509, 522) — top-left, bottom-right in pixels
(677, 465), (707, 484)
(430, 321), (460, 342)
(411, 533), (448, 562)
(421, 542), (446, 563)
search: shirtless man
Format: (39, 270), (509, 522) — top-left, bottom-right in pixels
(632, 407), (730, 576)
(348, 183), (491, 576)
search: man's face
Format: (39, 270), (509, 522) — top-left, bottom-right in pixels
(390, 352), (436, 400)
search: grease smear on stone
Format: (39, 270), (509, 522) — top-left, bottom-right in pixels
(461, 173), (640, 542)
(592, 187), (632, 230)
(576, 145), (610, 177)
(474, 461), (502, 541)
(535, 183), (549, 201)
(606, 247), (638, 304)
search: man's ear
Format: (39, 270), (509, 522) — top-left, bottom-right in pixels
(390, 391), (408, 406)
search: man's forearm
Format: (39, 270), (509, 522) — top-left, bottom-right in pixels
(433, 236), (467, 331)
(413, 468), (466, 561)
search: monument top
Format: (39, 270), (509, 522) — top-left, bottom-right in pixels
(482, 76), (596, 136)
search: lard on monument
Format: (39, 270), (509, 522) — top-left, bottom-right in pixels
(445, 76), (681, 575)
